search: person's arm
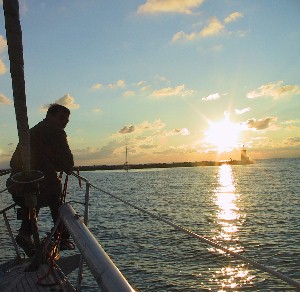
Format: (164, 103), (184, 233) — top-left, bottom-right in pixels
(52, 129), (74, 173)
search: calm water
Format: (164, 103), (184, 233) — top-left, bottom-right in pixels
(1, 158), (300, 291)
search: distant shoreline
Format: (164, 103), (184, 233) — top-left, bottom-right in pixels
(75, 159), (254, 171)
(0, 160), (254, 175)
(2, 158), (300, 174)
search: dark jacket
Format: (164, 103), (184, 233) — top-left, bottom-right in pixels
(11, 119), (73, 175)
(8, 119), (74, 206)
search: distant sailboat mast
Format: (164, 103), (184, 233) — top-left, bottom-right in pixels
(124, 143), (129, 171)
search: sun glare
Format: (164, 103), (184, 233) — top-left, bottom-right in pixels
(205, 116), (241, 152)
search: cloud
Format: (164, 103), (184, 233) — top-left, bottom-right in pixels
(200, 17), (224, 37)
(0, 93), (12, 105)
(0, 35), (7, 74)
(91, 80), (126, 91)
(172, 17), (224, 42)
(156, 75), (169, 82)
(134, 80), (147, 87)
(123, 90), (136, 97)
(284, 137), (300, 146)
(202, 92), (220, 101)
(92, 107), (102, 113)
(116, 119), (166, 136)
(134, 80), (151, 92)
(73, 141), (119, 161)
(247, 81), (300, 99)
(0, 59), (7, 74)
(137, 0), (204, 15)
(172, 31), (197, 42)
(281, 119), (300, 125)
(119, 125), (136, 134)
(235, 107), (250, 115)
(150, 84), (194, 98)
(246, 117), (277, 130)
(108, 79), (126, 89)
(0, 35), (7, 53)
(224, 12), (243, 24)
(165, 128), (190, 136)
(55, 94), (80, 109)
(91, 83), (103, 91)
(140, 143), (158, 149)
(172, 12), (243, 42)
(41, 94), (79, 111)
(140, 85), (151, 92)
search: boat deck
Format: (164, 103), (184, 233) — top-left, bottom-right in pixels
(0, 258), (76, 292)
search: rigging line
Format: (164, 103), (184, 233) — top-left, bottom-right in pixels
(0, 188), (9, 194)
(70, 173), (300, 289)
(0, 184), (15, 194)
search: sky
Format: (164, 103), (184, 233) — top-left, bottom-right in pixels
(0, 0), (300, 168)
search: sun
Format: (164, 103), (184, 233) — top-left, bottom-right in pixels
(204, 116), (241, 152)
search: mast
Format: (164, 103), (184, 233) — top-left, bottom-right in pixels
(3, 1), (44, 269)
(3, 0), (31, 175)
(124, 143), (129, 171)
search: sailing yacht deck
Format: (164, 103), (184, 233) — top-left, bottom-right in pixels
(0, 259), (76, 292)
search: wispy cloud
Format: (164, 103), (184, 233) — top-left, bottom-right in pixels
(123, 90), (136, 97)
(139, 143), (158, 149)
(137, 0), (204, 15)
(91, 107), (102, 113)
(91, 79), (126, 91)
(165, 128), (190, 136)
(224, 12), (243, 24)
(134, 80), (147, 87)
(0, 93), (12, 105)
(235, 107), (250, 115)
(281, 119), (300, 125)
(247, 81), (300, 99)
(172, 12), (244, 42)
(108, 79), (126, 89)
(202, 92), (220, 101)
(73, 140), (119, 162)
(150, 84), (194, 98)
(284, 137), (300, 146)
(134, 80), (151, 92)
(91, 83), (103, 91)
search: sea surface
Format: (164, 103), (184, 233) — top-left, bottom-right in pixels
(1, 158), (300, 291)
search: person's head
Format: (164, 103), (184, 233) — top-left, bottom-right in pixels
(46, 104), (70, 129)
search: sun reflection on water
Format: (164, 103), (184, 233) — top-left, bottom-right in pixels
(208, 164), (254, 289)
(213, 164), (240, 244)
